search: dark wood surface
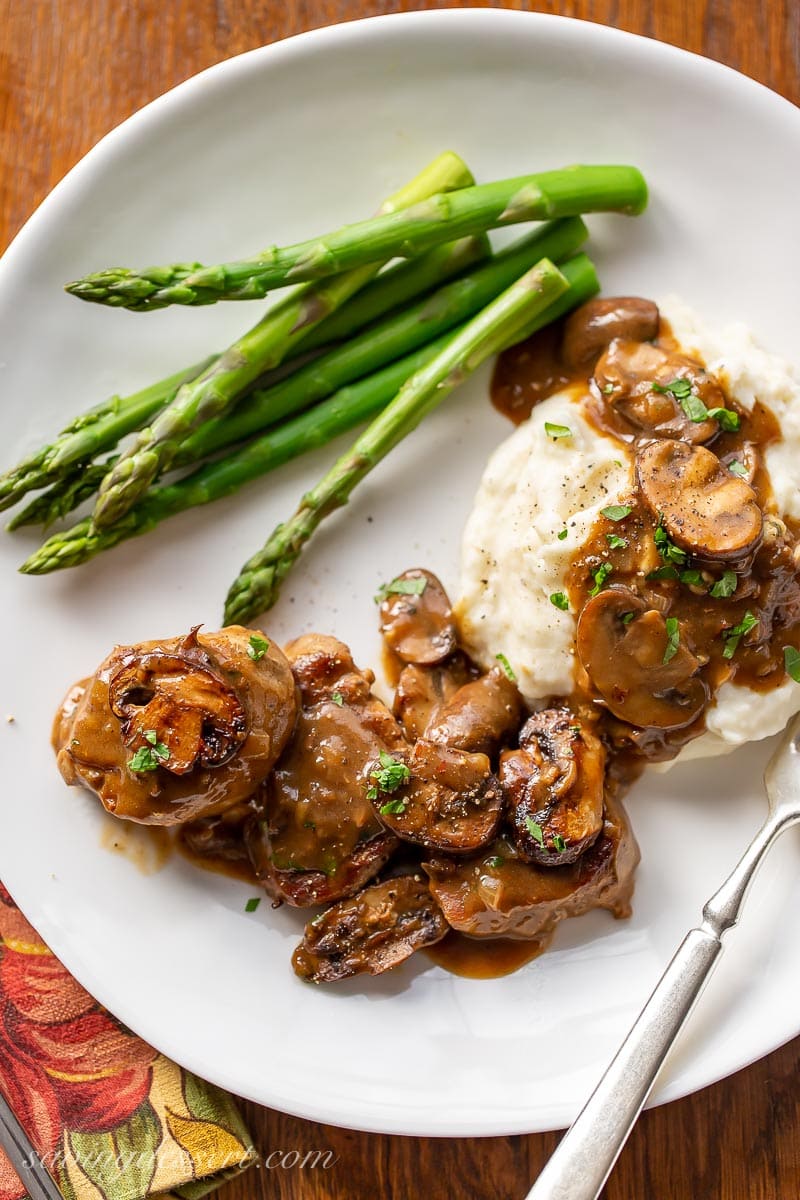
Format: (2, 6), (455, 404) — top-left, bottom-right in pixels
(2, 3), (799, 1197)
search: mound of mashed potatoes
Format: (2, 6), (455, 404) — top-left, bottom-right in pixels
(457, 297), (800, 761)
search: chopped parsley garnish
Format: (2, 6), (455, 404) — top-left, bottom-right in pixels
(621, 611), (636, 626)
(379, 797), (407, 816)
(663, 617), (680, 664)
(710, 569), (737, 599)
(485, 855), (504, 869)
(722, 610), (758, 659)
(247, 634), (270, 661)
(368, 750), (410, 804)
(544, 421), (572, 440)
(784, 646), (800, 683)
(557, 528), (569, 541)
(495, 652), (517, 682)
(524, 817), (545, 846)
(601, 504), (632, 522)
(331, 690), (344, 707)
(245, 897), (261, 913)
(652, 377), (693, 401)
(647, 564), (680, 582)
(552, 834), (567, 853)
(654, 519), (688, 566)
(550, 592), (570, 611)
(602, 383), (615, 395)
(652, 378), (740, 430)
(728, 459), (749, 479)
(375, 575), (428, 603)
(606, 533), (629, 550)
(129, 731), (169, 773)
(706, 407), (741, 432)
(679, 568), (706, 588)
(589, 562), (613, 597)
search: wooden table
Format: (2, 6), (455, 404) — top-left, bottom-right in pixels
(2, 2), (799, 1197)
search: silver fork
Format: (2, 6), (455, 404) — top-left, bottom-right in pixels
(526, 711), (800, 1200)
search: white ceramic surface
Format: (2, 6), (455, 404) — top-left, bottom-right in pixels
(1, 10), (799, 1137)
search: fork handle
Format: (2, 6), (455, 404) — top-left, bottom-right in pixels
(525, 812), (786, 1200)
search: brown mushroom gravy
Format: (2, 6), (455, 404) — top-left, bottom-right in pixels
(491, 297), (800, 767)
(54, 297), (800, 986)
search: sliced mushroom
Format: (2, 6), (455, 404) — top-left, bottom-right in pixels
(594, 340), (725, 443)
(292, 874), (448, 983)
(425, 666), (524, 756)
(500, 710), (604, 866)
(423, 794), (640, 939)
(576, 586), (708, 729)
(108, 628), (247, 775)
(636, 439), (763, 562)
(54, 626), (297, 824)
(719, 443), (760, 488)
(393, 653), (476, 742)
(561, 297), (659, 369)
(374, 739), (503, 854)
(378, 568), (457, 665)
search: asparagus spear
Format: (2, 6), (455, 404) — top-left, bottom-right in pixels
(15, 220), (588, 531)
(90, 153), (475, 530)
(66, 166), (646, 311)
(0, 358), (214, 512)
(223, 258), (570, 624)
(20, 253), (597, 573)
(8, 459), (114, 530)
(1, 238), (488, 516)
(177, 216), (588, 465)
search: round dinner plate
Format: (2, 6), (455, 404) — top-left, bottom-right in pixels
(1, 10), (800, 1137)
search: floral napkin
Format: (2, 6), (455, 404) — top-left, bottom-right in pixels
(0, 883), (256, 1200)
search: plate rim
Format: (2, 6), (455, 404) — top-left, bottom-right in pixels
(2, 7), (800, 1136)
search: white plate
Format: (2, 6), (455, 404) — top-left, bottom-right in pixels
(1, 10), (799, 1137)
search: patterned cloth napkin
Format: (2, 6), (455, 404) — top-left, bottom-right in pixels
(0, 883), (256, 1200)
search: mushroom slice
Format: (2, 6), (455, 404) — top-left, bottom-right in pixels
(594, 340), (723, 443)
(425, 666), (524, 757)
(292, 874), (448, 983)
(393, 653), (476, 742)
(636, 439), (763, 562)
(561, 297), (659, 369)
(378, 568), (457, 665)
(424, 795), (639, 939)
(374, 739), (503, 854)
(108, 628), (247, 775)
(576, 586), (708, 730)
(500, 710), (604, 866)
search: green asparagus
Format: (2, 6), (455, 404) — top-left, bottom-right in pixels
(177, 217), (588, 465)
(0, 358), (213, 512)
(66, 165), (647, 310)
(19, 253), (597, 573)
(90, 153), (475, 529)
(223, 257), (570, 624)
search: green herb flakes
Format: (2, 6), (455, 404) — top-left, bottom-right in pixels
(552, 834), (567, 853)
(495, 652), (518, 681)
(485, 855), (504, 869)
(375, 575), (428, 603)
(710, 570), (737, 599)
(652, 377), (693, 402)
(606, 533), (629, 550)
(784, 646), (800, 683)
(129, 732), (169, 773)
(379, 797), (407, 816)
(524, 817), (545, 846)
(331, 690), (344, 707)
(550, 592), (569, 611)
(601, 504), (632, 522)
(557, 528), (569, 541)
(663, 617), (680, 665)
(544, 421), (572, 440)
(728, 459), (749, 479)
(247, 634), (270, 661)
(722, 611), (758, 659)
(589, 562), (613, 597)
(369, 750), (410, 801)
(245, 897), (261, 913)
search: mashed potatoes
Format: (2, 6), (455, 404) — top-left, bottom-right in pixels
(457, 297), (800, 761)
